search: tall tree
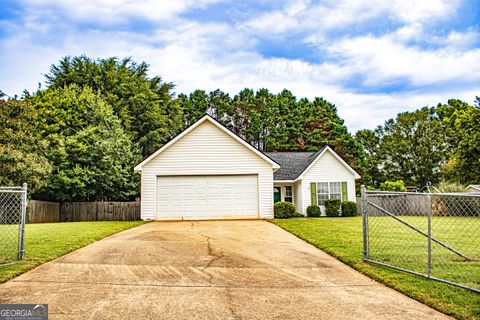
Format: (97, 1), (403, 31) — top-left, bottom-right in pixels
(45, 56), (181, 157)
(355, 129), (383, 187)
(449, 105), (480, 184)
(30, 85), (140, 201)
(0, 98), (51, 193)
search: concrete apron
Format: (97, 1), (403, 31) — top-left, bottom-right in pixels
(0, 221), (450, 319)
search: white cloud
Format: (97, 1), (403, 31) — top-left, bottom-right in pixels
(1, 0), (478, 133)
(330, 33), (480, 88)
(241, 0), (461, 36)
(19, 0), (222, 24)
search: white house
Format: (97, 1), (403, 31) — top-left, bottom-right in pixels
(134, 115), (360, 220)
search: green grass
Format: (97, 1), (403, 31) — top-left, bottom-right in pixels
(0, 221), (147, 283)
(272, 217), (480, 320)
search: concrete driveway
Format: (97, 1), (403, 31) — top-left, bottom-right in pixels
(0, 221), (448, 319)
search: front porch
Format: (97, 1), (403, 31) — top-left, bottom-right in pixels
(274, 182), (304, 215)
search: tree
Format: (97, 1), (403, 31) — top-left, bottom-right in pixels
(44, 56), (181, 157)
(30, 85), (140, 201)
(0, 98), (51, 193)
(452, 106), (480, 184)
(374, 107), (449, 187)
(355, 129), (383, 187)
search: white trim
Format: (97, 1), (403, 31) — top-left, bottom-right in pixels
(295, 146), (360, 181)
(134, 115), (280, 171)
(273, 180), (295, 183)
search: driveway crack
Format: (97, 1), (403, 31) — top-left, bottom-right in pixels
(200, 233), (225, 285)
(225, 287), (240, 320)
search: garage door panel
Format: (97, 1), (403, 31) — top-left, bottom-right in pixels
(156, 175), (258, 220)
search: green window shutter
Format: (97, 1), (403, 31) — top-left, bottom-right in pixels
(310, 182), (317, 206)
(341, 182), (348, 202)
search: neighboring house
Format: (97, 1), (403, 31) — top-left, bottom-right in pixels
(466, 185), (480, 193)
(135, 115), (360, 220)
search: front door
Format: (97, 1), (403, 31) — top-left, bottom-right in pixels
(274, 187), (281, 203)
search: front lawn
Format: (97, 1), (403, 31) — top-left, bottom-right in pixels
(0, 221), (147, 283)
(272, 217), (480, 320)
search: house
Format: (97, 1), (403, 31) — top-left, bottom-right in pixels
(466, 185), (480, 193)
(134, 115), (360, 220)
(265, 149), (360, 215)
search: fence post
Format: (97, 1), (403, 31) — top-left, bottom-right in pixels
(427, 193), (432, 277)
(361, 185), (368, 260)
(17, 183), (27, 260)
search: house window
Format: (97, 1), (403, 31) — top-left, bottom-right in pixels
(285, 186), (293, 202)
(317, 182), (342, 205)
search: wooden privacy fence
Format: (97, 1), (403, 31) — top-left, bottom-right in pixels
(27, 200), (140, 223)
(27, 200), (60, 223)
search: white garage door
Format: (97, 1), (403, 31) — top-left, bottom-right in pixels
(156, 175), (259, 220)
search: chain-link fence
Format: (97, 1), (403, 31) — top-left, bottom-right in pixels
(361, 186), (480, 293)
(0, 184), (27, 265)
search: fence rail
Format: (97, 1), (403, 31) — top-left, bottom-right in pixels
(27, 200), (140, 223)
(361, 186), (480, 294)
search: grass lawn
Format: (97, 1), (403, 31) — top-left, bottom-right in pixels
(272, 217), (480, 320)
(0, 221), (147, 283)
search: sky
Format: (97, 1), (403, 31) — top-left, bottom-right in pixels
(0, 0), (479, 132)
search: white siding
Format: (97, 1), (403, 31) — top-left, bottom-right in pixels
(294, 181), (303, 214)
(300, 149), (357, 215)
(140, 121), (274, 220)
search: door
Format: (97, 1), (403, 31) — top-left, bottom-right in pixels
(274, 187), (281, 203)
(156, 175), (259, 220)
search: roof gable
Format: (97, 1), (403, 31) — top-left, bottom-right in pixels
(298, 146), (361, 180)
(134, 115), (280, 171)
(265, 146), (360, 181)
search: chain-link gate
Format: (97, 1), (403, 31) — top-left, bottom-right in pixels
(0, 184), (27, 265)
(361, 186), (480, 293)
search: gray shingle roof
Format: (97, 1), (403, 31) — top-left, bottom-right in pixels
(264, 148), (326, 180)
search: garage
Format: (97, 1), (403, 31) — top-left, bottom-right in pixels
(134, 115), (280, 220)
(156, 175), (259, 220)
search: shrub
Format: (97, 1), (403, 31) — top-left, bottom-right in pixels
(274, 202), (296, 218)
(306, 205), (321, 217)
(341, 201), (357, 217)
(379, 180), (406, 192)
(325, 198), (341, 217)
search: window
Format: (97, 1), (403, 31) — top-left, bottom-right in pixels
(285, 186), (293, 202)
(317, 182), (343, 205)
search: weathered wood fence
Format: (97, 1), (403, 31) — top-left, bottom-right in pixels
(27, 200), (140, 223)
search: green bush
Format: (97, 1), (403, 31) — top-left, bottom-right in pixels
(306, 205), (321, 217)
(325, 198), (341, 217)
(379, 180), (406, 192)
(274, 202), (296, 218)
(341, 201), (357, 217)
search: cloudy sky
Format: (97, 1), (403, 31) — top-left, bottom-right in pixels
(1, 0), (479, 131)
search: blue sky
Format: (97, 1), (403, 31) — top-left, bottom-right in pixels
(1, 0), (479, 131)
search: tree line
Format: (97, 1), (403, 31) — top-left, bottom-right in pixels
(0, 56), (478, 201)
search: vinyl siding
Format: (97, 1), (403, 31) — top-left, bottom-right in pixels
(140, 120), (274, 220)
(300, 149), (357, 215)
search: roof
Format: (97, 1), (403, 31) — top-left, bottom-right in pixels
(264, 150), (323, 180)
(134, 115), (280, 171)
(467, 185), (480, 191)
(265, 146), (361, 181)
